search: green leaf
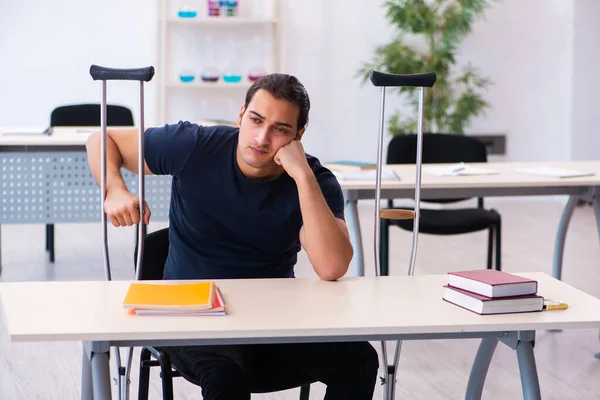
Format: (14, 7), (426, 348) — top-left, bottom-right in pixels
(358, 0), (498, 134)
(384, 0), (436, 34)
(447, 89), (490, 134)
(388, 111), (418, 135)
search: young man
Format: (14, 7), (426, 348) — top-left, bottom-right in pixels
(86, 73), (378, 399)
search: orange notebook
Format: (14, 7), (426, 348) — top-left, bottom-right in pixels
(123, 281), (215, 311)
(134, 286), (227, 316)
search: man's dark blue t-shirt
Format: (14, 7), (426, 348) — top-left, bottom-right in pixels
(144, 121), (345, 280)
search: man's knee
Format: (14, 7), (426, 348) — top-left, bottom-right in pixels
(198, 360), (251, 400)
(359, 342), (380, 378)
(333, 342), (379, 379)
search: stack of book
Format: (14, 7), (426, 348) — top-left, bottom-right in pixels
(122, 281), (226, 316)
(442, 270), (544, 315)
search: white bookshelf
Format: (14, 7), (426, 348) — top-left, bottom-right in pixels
(166, 17), (279, 25)
(156, 0), (283, 125)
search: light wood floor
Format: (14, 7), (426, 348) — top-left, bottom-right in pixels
(1, 198), (599, 399)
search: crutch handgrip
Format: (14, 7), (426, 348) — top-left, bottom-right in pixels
(369, 71), (436, 88)
(379, 209), (416, 220)
(90, 65), (155, 82)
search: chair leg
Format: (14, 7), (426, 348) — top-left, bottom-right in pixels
(495, 219), (502, 271)
(379, 218), (390, 276)
(156, 349), (175, 400)
(486, 227), (494, 270)
(46, 224), (55, 263)
(138, 347), (152, 400)
(299, 384), (310, 400)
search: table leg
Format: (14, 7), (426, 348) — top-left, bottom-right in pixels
(384, 340), (402, 400)
(516, 341), (542, 400)
(552, 196), (577, 280)
(346, 197), (365, 277)
(92, 351), (112, 400)
(83, 341), (112, 400)
(593, 193), (600, 345)
(81, 346), (93, 400)
(592, 192), (600, 252)
(465, 338), (498, 400)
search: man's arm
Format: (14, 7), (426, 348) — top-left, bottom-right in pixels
(86, 127), (154, 185)
(275, 141), (353, 281)
(86, 128), (153, 226)
(296, 176), (353, 280)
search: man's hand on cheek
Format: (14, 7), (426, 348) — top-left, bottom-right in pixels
(274, 140), (311, 181)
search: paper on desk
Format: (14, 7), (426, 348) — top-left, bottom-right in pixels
(75, 129), (96, 134)
(424, 163), (498, 176)
(332, 170), (400, 181)
(2, 127), (51, 136)
(513, 167), (595, 178)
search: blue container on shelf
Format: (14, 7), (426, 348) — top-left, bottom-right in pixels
(224, 0), (238, 16)
(179, 73), (195, 83)
(223, 74), (242, 83)
(177, 9), (198, 18)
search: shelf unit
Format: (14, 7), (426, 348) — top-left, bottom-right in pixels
(167, 17), (279, 25)
(156, 0), (283, 125)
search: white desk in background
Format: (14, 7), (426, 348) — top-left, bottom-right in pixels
(0, 127), (172, 272)
(2, 273), (600, 400)
(339, 161), (600, 280)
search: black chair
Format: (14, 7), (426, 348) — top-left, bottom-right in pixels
(45, 104), (134, 262)
(380, 133), (502, 275)
(134, 228), (313, 400)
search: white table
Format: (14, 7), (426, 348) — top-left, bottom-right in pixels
(0, 126), (92, 146)
(339, 161), (600, 279)
(2, 273), (600, 399)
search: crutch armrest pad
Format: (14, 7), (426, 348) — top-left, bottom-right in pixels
(90, 65), (155, 82)
(380, 209), (416, 220)
(370, 71), (436, 88)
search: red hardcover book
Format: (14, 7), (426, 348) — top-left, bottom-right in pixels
(443, 285), (543, 315)
(447, 270), (538, 298)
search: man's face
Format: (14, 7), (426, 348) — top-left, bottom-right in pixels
(237, 89), (305, 171)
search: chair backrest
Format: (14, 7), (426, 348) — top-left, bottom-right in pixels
(387, 133), (488, 204)
(387, 133), (487, 164)
(133, 227), (170, 280)
(50, 104), (134, 127)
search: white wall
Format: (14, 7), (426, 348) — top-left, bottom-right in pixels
(460, 0), (574, 162)
(0, 0), (157, 128)
(0, 0), (593, 164)
(571, 0), (600, 161)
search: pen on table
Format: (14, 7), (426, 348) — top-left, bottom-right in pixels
(452, 162), (466, 173)
(543, 299), (568, 310)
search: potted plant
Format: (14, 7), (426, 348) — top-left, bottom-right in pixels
(358, 0), (497, 136)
